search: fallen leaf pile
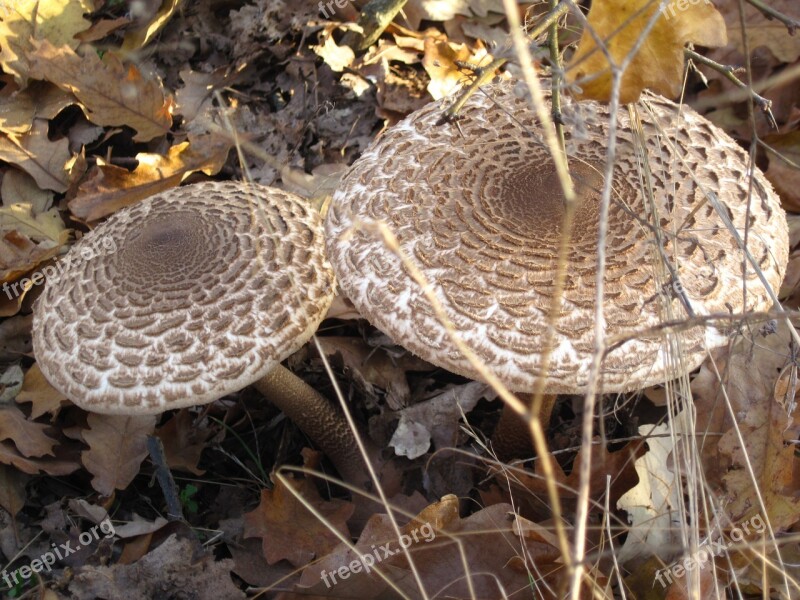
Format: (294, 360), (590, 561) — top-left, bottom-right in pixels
(0, 0), (798, 598)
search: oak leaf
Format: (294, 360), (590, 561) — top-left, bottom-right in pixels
(0, 405), (59, 457)
(243, 475), (354, 567)
(155, 410), (214, 476)
(566, 0), (727, 103)
(27, 39), (174, 142)
(297, 496), (576, 598)
(69, 134), (233, 221)
(16, 363), (68, 419)
(81, 414), (157, 496)
(0, 0), (92, 84)
(0, 119), (71, 192)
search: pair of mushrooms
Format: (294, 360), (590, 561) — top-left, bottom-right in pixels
(32, 80), (788, 486)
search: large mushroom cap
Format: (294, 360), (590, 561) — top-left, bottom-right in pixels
(325, 80), (789, 393)
(33, 181), (335, 413)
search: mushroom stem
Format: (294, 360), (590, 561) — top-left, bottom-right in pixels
(253, 364), (382, 490)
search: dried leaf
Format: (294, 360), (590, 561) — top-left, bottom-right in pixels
(122, 0), (183, 51)
(422, 38), (492, 100)
(764, 130), (800, 212)
(27, 39), (174, 142)
(76, 16), (132, 43)
(312, 26), (355, 72)
(388, 381), (492, 459)
(0, 440), (79, 475)
(155, 410), (214, 475)
(16, 363), (68, 419)
(0, 119), (71, 192)
(243, 475), (354, 567)
(719, 398), (800, 529)
(0, 169), (66, 242)
(712, 0), (800, 63)
(616, 425), (682, 564)
(69, 134), (232, 221)
(0, 0), (92, 84)
(81, 414), (157, 496)
(0, 463), (27, 517)
(0, 229), (66, 285)
(69, 534), (245, 600)
(315, 336), (431, 409)
(567, 0), (728, 103)
(297, 496), (573, 598)
(0, 82), (75, 135)
(0, 406), (59, 457)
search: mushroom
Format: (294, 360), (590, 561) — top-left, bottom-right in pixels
(324, 80), (788, 430)
(32, 181), (372, 486)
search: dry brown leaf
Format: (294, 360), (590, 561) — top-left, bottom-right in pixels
(566, 0), (727, 103)
(689, 323), (800, 532)
(315, 336), (431, 410)
(0, 406), (59, 458)
(176, 68), (233, 123)
(69, 134), (233, 221)
(0, 119), (72, 192)
(0, 82), (76, 135)
(509, 440), (643, 522)
(76, 16), (132, 43)
(764, 130), (800, 212)
(711, 0), (800, 63)
(0, 463), (27, 517)
(719, 397), (800, 529)
(122, 0), (183, 51)
(81, 414), (157, 496)
(0, 314), (32, 365)
(0, 440), (79, 475)
(421, 38), (492, 100)
(16, 363), (68, 419)
(387, 381), (492, 459)
(27, 39), (174, 142)
(0, 169), (66, 243)
(243, 475), (354, 567)
(155, 410), (214, 475)
(0, 229), (66, 285)
(69, 534), (245, 600)
(0, 0), (92, 84)
(296, 496), (573, 598)
(312, 26), (355, 73)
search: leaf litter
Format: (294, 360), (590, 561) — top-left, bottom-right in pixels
(0, 0), (797, 598)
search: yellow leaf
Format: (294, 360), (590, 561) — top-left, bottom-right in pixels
(0, 169), (65, 242)
(0, 82), (75, 135)
(122, 0), (184, 51)
(69, 134), (233, 221)
(0, 0), (92, 84)
(27, 39), (174, 142)
(566, 0), (728, 103)
(0, 119), (71, 192)
(422, 38), (493, 100)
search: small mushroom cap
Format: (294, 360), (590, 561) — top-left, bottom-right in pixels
(33, 182), (335, 413)
(325, 80), (789, 393)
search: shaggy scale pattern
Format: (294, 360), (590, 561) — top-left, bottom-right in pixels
(33, 182), (335, 413)
(326, 80), (789, 393)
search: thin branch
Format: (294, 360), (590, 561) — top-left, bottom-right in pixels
(684, 48), (777, 129)
(745, 0), (800, 34)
